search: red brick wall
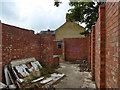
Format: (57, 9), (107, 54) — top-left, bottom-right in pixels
(63, 38), (88, 61)
(88, 34), (91, 69)
(105, 2), (120, 88)
(0, 20), (2, 82)
(53, 57), (59, 67)
(2, 24), (41, 66)
(40, 33), (54, 67)
(53, 40), (62, 55)
(52, 35), (56, 40)
(94, 5), (106, 88)
(91, 25), (95, 81)
(118, 2), (120, 88)
(1, 23), (59, 70)
(119, 1), (120, 88)
(90, 1), (120, 88)
(94, 17), (100, 88)
(62, 40), (65, 61)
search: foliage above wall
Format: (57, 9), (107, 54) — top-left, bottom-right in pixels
(54, 0), (106, 35)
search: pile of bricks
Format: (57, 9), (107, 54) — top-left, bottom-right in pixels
(71, 58), (90, 72)
(78, 59), (90, 72)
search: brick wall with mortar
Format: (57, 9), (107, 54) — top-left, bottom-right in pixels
(94, 16), (101, 88)
(90, 1), (120, 88)
(53, 57), (59, 68)
(88, 34), (91, 69)
(53, 41), (62, 55)
(40, 33), (54, 67)
(2, 23), (41, 66)
(1, 23), (59, 71)
(52, 35), (56, 40)
(91, 25), (95, 81)
(94, 5), (106, 88)
(63, 38), (89, 61)
(119, 1), (120, 88)
(0, 20), (2, 82)
(105, 2), (120, 88)
(62, 40), (65, 61)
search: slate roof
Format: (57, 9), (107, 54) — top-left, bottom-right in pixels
(40, 29), (55, 35)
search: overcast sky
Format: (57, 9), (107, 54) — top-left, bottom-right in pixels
(0, 0), (74, 33)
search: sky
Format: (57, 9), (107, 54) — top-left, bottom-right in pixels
(0, 0), (74, 33)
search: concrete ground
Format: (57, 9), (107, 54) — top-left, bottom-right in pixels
(53, 61), (96, 88)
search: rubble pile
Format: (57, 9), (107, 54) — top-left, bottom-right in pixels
(78, 59), (90, 72)
(71, 58), (90, 72)
(2, 57), (65, 89)
(0, 82), (7, 88)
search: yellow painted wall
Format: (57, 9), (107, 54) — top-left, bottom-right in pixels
(55, 22), (85, 40)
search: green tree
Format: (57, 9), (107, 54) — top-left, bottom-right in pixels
(54, 0), (62, 7)
(54, 0), (106, 35)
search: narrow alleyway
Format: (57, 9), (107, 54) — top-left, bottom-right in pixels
(53, 61), (96, 88)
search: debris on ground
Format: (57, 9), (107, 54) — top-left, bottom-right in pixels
(0, 82), (7, 89)
(53, 61), (96, 88)
(32, 77), (44, 83)
(81, 78), (96, 88)
(2, 57), (64, 89)
(40, 73), (65, 88)
(2, 57), (95, 89)
(80, 72), (96, 88)
(70, 58), (90, 72)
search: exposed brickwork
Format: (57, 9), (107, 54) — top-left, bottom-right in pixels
(118, 1), (120, 88)
(98, 5), (106, 88)
(0, 20), (2, 82)
(94, 17), (101, 88)
(53, 41), (62, 55)
(90, 1), (120, 88)
(52, 35), (56, 40)
(40, 33), (54, 67)
(93, 5), (106, 88)
(2, 24), (41, 66)
(1, 23), (59, 71)
(62, 40), (65, 61)
(53, 57), (59, 68)
(91, 25), (95, 81)
(105, 2), (120, 88)
(63, 38), (88, 61)
(88, 34), (91, 69)
(1, 22), (60, 73)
